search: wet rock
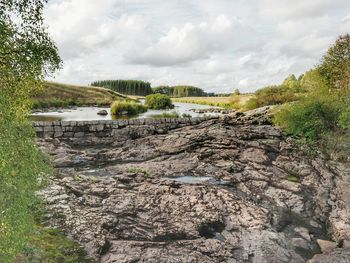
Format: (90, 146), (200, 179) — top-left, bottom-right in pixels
(97, 110), (108, 116)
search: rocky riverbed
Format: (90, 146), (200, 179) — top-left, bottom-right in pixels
(37, 107), (350, 263)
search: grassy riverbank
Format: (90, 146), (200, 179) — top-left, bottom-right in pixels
(172, 95), (253, 110)
(31, 82), (128, 109)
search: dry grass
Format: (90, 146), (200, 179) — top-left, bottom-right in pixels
(172, 94), (253, 110)
(31, 81), (128, 108)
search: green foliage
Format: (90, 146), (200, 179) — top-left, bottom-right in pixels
(274, 94), (341, 140)
(110, 100), (147, 116)
(182, 113), (192, 118)
(0, 1), (61, 261)
(245, 85), (297, 110)
(285, 175), (300, 183)
(300, 69), (328, 93)
(152, 85), (206, 97)
(274, 35), (350, 147)
(25, 225), (95, 263)
(145, 94), (174, 110)
(282, 74), (303, 92)
(319, 34), (350, 89)
(0, 123), (52, 262)
(152, 86), (175, 96)
(339, 107), (350, 129)
(91, 80), (153, 96)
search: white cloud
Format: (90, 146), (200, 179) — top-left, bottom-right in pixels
(45, 0), (350, 93)
(126, 15), (252, 66)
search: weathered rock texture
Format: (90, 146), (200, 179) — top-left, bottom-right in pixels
(32, 116), (216, 139)
(37, 107), (350, 263)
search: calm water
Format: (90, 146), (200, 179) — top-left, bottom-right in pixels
(30, 102), (220, 121)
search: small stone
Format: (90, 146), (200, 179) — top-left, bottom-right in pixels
(342, 240), (350, 249)
(317, 239), (337, 253)
(292, 237), (309, 249)
(294, 227), (311, 241)
(97, 110), (108, 116)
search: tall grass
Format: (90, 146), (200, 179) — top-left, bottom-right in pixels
(110, 100), (147, 115)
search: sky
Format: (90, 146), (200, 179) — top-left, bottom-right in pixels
(44, 0), (350, 93)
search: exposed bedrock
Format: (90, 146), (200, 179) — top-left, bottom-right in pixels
(37, 107), (350, 262)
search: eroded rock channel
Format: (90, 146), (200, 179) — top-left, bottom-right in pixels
(37, 107), (350, 262)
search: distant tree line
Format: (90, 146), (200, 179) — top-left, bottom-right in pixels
(91, 80), (153, 96)
(92, 80), (237, 97)
(152, 85), (206, 97)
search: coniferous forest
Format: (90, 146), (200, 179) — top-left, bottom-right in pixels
(91, 80), (153, 96)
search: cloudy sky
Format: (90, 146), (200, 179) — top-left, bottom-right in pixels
(44, 0), (350, 93)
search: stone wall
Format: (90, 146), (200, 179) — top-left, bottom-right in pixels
(32, 116), (218, 139)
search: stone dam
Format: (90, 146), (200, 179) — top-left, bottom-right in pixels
(32, 115), (218, 139)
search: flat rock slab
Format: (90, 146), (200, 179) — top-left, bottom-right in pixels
(37, 108), (350, 262)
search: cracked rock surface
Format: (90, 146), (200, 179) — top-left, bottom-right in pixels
(37, 107), (350, 262)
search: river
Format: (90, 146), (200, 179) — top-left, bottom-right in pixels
(30, 101), (220, 121)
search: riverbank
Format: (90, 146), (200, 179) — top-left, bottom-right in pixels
(36, 107), (350, 262)
(31, 82), (128, 109)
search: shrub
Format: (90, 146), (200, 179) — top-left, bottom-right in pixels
(245, 85), (297, 110)
(110, 100), (147, 115)
(339, 107), (350, 129)
(300, 69), (328, 93)
(0, 1), (61, 261)
(319, 34), (350, 89)
(274, 95), (340, 140)
(145, 94), (174, 110)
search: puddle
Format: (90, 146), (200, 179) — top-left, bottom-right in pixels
(161, 175), (230, 185)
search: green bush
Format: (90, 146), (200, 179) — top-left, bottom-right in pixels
(110, 100), (147, 115)
(339, 107), (350, 129)
(145, 94), (174, 110)
(274, 95), (340, 140)
(245, 85), (297, 110)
